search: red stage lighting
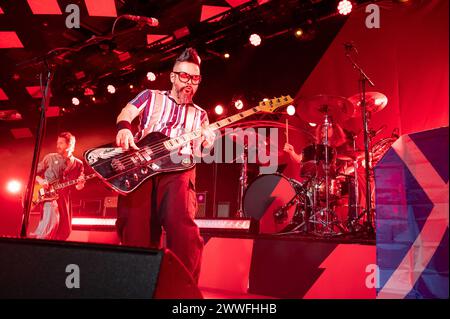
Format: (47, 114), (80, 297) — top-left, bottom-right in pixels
(286, 104), (296, 116)
(234, 99), (244, 110)
(147, 72), (157, 81)
(215, 105), (224, 115)
(249, 33), (261, 46)
(6, 180), (21, 194)
(338, 0), (352, 15)
(107, 85), (116, 94)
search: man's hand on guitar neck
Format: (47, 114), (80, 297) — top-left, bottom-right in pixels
(75, 174), (86, 190)
(200, 122), (216, 148)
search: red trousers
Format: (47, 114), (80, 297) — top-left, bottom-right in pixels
(116, 168), (203, 282)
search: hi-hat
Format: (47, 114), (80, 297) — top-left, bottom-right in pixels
(348, 92), (388, 116)
(296, 95), (355, 124)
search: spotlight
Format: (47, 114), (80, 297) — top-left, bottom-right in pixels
(224, 53), (230, 59)
(234, 99), (244, 110)
(309, 122), (317, 127)
(147, 72), (157, 81)
(286, 105), (296, 116)
(294, 28), (304, 38)
(107, 85), (116, 94)
(91, 96), (96, 102)
(72, 97), (80, 106)
(129, 84), (134, 89)
(6, 180), (21, 194)
(214, 105), (224, 115)
(338, 0), (352, 15)
(249, 33), (261, 46)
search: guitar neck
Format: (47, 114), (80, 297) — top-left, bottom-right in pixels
(163, 105), (262, 150)
(54, 173), (95, 191)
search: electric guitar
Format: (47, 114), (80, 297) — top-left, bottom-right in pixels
(32, 173), (96, 205)
(84, 96), (293, 195)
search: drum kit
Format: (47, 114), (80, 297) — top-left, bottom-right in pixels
(243, 91), (395, 237)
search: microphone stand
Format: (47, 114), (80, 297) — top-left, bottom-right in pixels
(345, 46), (375, 238)
(236, 143), (248, 218)
(19, 61), (54, 238)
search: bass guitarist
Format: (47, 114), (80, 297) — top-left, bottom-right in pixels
(115, 48), (216, 283)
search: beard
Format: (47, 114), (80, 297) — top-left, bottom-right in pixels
(176, 85), (194, 104)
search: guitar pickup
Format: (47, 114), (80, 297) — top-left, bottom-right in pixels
(111, 159), (126, 172)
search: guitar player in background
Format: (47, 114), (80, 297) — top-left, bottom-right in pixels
(30, 132), (85, 240)
(115, 47), (216, 283)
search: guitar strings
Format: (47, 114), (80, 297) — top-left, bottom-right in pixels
(100, 108), (257, 165)
(91, 106), (269, 174)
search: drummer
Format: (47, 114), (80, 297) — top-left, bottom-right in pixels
(284, 123), (368, 223)
(284, 122), (346, 162)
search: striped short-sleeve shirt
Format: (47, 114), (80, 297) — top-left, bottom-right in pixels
(129, 89), (209, 142)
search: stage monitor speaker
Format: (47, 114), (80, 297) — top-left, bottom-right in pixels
(0, 237), (202, 299)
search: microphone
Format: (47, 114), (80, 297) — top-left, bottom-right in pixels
(122, 15), (159, 27)
(343, 41), (358, 54)
(391, 128), (399, 138)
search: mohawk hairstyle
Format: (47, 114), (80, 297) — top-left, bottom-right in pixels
(175, 47), (201, 66)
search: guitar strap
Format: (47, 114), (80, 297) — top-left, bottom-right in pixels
(63, 156), (76, 181)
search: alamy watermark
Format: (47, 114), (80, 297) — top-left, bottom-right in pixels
(365, 4), (380, 29)
(65, 4), (80, 29)
(65, 263), (80, 289)
(170, 127), (280, 175)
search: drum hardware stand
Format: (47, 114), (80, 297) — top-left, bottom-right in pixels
(310, 113), (343, 236)
(345, 133), (361, 232)
(236, 144), (248, 218)
(345, 42), (376, 238)
(272, 179), (311, 234)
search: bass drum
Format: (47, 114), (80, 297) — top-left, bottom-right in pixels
(243, 174), (310, 234)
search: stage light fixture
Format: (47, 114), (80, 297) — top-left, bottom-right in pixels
(71, 97), (80, 106)
(234, 99), (244, 110)
(249, 33), (261, 46)
(215, 105), (224, 115)
(286, 104), (296, 116)
(147, 72), (156, 81)
(6, 180), (21, 194)
(294, 28), (304, 38)
(107, 85), (116, 94)
(338, 0), (352, 15)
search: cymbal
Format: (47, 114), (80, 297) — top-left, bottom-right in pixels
(348, 92), (388, 116)
(296, 95), (355, 124)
